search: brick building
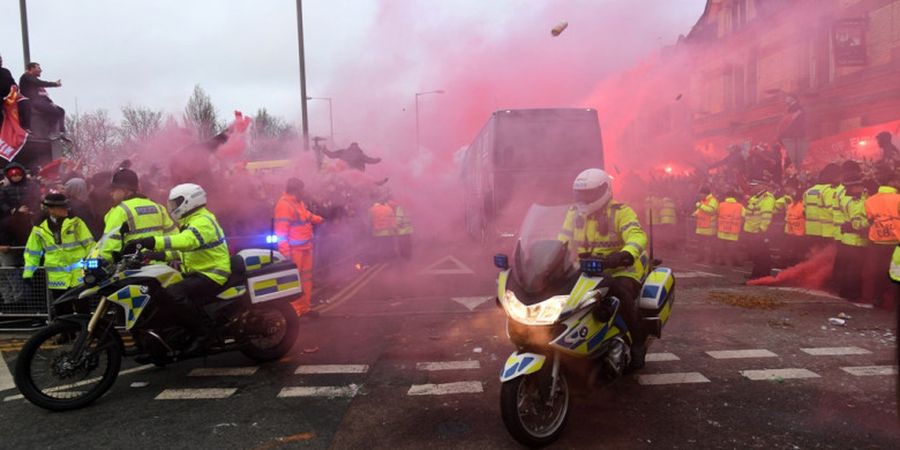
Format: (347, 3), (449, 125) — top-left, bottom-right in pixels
(612, 0), (900, 172)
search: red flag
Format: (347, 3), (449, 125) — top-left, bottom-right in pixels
(0, 86), (28, 161)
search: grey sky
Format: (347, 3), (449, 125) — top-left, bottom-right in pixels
(1, 0), (706, 150)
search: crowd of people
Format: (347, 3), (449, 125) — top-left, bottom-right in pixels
(640, 133), (900, 309)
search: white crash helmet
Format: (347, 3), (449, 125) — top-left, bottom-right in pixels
(572, 168), (612, 216)
(168, 183), (207, 221)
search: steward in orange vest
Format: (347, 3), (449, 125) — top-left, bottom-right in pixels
(274, 178), (324, 316)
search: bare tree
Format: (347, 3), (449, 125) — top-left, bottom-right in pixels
(65, 109), (122, 171)
(120, 105), (162, 144)
(252, 108), (292, 140)
(183, 84), (220, 140)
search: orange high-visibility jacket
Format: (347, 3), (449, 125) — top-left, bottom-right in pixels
(717, 198), (744, 241)
(274, 193), (324, 254)
(369, 202), (397, 237)
(785, 200), (806, 236)
(864, 186), (900, 245)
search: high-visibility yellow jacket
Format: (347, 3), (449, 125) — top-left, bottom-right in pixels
(743, 191), (775, 234)
(394, 204), (413, 236)
(890, 245), (900, 282)
(803, 184), (827, 237)
(716, 198), (744, 241)
(558, 202), (648, 282)
(101, 196), (177, 262)
(645, 196), (661, 225)
(839, 194), (868, 247)
(23, 216), (95, 290)
(659, 197), (677, 225)
(822, 184), (844, 240)
(693, 194), (718, 236)
(155, 207), (231, 285)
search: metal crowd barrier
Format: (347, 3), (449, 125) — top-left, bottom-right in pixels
(0, 266), (53, 329)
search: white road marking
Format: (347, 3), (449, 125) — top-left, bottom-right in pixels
(189, 367), (259, 377)
(450, 296), (493, 311)
(841, 366), (897, 376)
(319, 263), (388, 313)
(294, 364), (369, 374)
(706, 349), (778, 359)
(5, 364), (155, 402)
(416, 361), (481, 371)
(677, 271), (723, 279)
(408, 381), (484, 396)
(278, 385), (360, 398)
(646, 352), (681, 362)
(638, 372), (710, 385)
(155, 388), (238, 400)
(800, 347), (871, 356)
(419, 255), (475, 275)
(0, 359), (14, 392)
(740, 368), (820, 381)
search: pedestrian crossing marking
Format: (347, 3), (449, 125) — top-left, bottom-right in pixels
(278, 385), (360, 398)
(0, 359), (14, 392)
(706, 349), (778, 359)
(800, 347), (871, 356)
(295, 365), (369, 374)
(646, 352), (680, 362)
(416, 361), (480, 371)
(840, 366), (897, 376)
(155, 388), (237, 400)
(189, 367), (258, 377)
(740, 368), (820, 381)
(408, 381), (483, 396)
(638, 372), (710, 385)
(419, 255), (474, 275)
(677, 271), (723, 279)
(450, 297), (492, 311)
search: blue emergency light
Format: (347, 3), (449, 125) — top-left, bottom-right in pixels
(265, 235), (280, 244)
(83, 259), (101, 270)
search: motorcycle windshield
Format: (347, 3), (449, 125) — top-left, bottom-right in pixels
(510, 204), (579, 302)
(85, 229), (117, 261)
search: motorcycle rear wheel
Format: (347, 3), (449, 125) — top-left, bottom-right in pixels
(500, 370), (570, 447)
(240, 302), (299, 361)
(14, 321), (122, 411)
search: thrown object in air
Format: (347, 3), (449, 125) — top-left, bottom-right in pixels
(551, 21), (568, 36)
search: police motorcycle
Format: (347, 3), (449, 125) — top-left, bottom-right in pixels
(494, 204), (675, 447)
(14, 230), (303, 411)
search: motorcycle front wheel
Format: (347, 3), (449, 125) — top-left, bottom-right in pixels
(14, 321), (122, 411)
(239, 301), (299, 361)
(500, 369), (570, 447)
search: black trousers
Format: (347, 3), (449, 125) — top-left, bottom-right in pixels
(28, 98), (65, 132)
(746, 233), (772, 279)
(609, 276), (646, 345)
(165, 273), (220, 334)
(835, 244), (865, 300)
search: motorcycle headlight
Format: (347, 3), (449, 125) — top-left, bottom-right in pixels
(501, 290), (568, 326)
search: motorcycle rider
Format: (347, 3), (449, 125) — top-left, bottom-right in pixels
(557, 168), (650, 368)
(100, 168), (177, 261)
(123, 183), (231, 356)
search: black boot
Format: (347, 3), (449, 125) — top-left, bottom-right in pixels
(629, 342), (647, 370)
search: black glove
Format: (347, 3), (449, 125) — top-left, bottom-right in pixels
(121, 237), (156, 255)
(840, 222), (855, 234)
(604, 251), (635, 269)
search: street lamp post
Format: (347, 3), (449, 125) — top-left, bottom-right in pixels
(306, 96), (334, 144)
(19, 0), (31, 67)
(295, 0), (309, 151)
(415, 90), (444, 154)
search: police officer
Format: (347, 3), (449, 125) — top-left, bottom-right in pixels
(558, 168), (649, 368)
(101, 168), (177, 261)
(124, 183), (230, 356)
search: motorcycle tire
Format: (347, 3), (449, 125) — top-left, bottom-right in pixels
(240, 301), (299, 362)
(500, 372), (570, 448)
(14, 321), (122, 412)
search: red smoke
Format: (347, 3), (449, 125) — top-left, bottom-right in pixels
(747, 245), (836, 290)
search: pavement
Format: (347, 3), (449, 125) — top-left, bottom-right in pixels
(0, 241), (898, 449)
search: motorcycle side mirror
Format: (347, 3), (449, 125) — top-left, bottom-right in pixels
(493, 254), (509, 270)
(580, 258), (604, 276)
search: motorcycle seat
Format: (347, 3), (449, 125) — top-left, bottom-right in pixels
(223, 255), (246, 288)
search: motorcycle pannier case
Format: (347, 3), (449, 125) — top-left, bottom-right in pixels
(238, 249), (303, 304)
(639, 267), (674, 337)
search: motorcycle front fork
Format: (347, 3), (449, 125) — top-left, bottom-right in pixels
(546, 352), (561, 406)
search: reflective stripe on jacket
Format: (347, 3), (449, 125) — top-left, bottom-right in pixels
(743, 191), (775, 234)
(23, 216), (95, 289)
(558, 202), (648, 282)
(155, 207), (231, 285)
(821, 185), (844, 239)
(717, 198), (744, 241)
(694, 194), (718, 236)
(274, 193), (324, 254)
(659, 197), (677, 225)
(101, 197), (177, 261)
(803, 184), (826, 237)
(890, 246), (900, 282)
(864, 186), (900, 245)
